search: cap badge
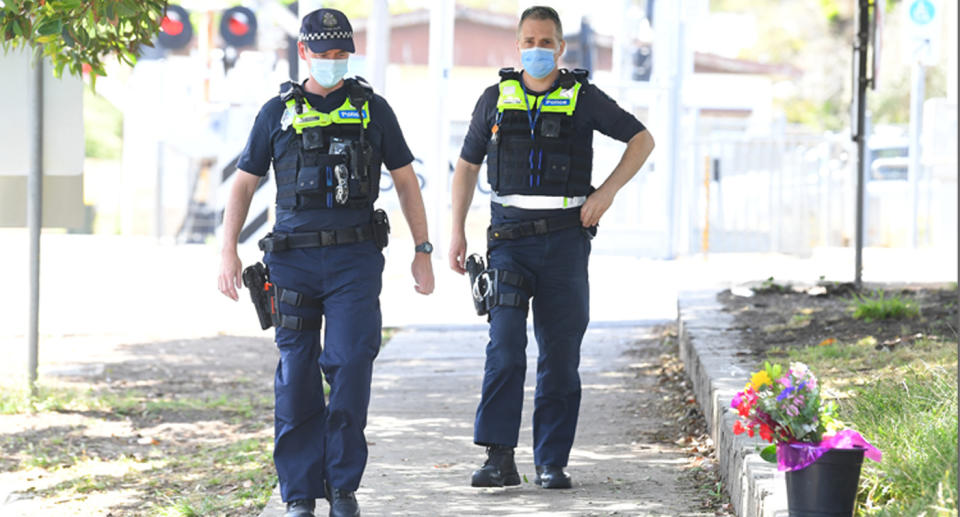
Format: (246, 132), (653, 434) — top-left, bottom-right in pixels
(322, 12), (339, 28)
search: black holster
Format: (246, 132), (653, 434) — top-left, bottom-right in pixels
(466, 254), (488, 315)
(373, 208), (390, 250)
(241, 262), (275, 330)
(465, 254), (529, 317)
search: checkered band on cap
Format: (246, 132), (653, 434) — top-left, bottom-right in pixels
(299, 30), (353, 41)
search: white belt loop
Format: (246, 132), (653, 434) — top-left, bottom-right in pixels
(491, 193), (587, 210)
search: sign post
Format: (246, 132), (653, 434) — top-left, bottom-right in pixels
(905, 0), (940, 247)
(852, 0), (877, 287)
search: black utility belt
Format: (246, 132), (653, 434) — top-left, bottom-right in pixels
(259, 210), (390, 252)
(487, 212), (589, 241)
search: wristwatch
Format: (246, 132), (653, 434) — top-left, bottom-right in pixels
(415, 241), (434, 254)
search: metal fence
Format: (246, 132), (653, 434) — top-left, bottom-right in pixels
(682, 132), (957, 257)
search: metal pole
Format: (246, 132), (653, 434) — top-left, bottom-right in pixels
(155, 141), (164, 239)
(27, 50), (44, 396)
(427, 0), (454, 257)
(656, 0), (683, 258)
(853, 0), (870, 287)
(907, 61), (924, 248)
(367, 0), (390, 94)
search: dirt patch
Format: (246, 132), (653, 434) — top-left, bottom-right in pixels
(0, 335), (278, 516)
(624, 326), (733, 516)
(717, 283), (959, 359)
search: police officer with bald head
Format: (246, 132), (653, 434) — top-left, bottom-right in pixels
(218, 8), (434, 517)
(449, 5), (655, 490)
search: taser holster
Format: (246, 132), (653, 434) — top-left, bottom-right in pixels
(242, 262), (275, 330)
(242, 262), (324, 331)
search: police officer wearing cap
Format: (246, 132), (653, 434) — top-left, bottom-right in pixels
(218, 8), (434, 517)
(449, 6), (654, 490)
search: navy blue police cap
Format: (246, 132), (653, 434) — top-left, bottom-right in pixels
(299, 8), (355, 53)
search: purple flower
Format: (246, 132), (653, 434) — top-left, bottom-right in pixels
(777, 386), (797, 402)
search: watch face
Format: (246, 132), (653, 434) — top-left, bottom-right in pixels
(417, 242), (433, 253)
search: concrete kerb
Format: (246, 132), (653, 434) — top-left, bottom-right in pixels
(677, 290), (789, 517)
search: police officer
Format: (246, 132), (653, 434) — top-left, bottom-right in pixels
(218, 9), (434, 517)
(449, 6), (654, 490)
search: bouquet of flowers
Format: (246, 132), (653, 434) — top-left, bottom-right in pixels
(730, 361), (882, 471)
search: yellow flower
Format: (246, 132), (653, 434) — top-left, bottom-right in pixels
(750, 370), (773, 390)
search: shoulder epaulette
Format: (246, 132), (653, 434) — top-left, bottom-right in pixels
(344, 76), (374, 109)
(498, 67), (522, 81)
(279, 81), (304, 103)
(279, 81), (307, 113)
(557, 68), (589, 90)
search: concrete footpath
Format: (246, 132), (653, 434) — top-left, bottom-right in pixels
(258, 324), (716, 517)
(678, 292), (788, 517)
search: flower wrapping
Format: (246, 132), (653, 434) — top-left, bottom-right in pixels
(776, 429), (883, 472)
(729, 361), (882, 468)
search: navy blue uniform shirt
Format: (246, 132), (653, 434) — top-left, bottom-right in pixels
(460, 76), (646, 223)
(237, 79), (414, 232)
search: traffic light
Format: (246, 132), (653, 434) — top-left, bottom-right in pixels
(633, 44), (652, 81)
(220, 6), (258, 48)
(157, 5), (193, 50)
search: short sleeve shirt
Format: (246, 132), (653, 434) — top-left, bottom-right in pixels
(459, 75), (646, 223)
(237, 80), (414, 232)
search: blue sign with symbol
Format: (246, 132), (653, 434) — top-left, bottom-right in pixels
(909, 0), (935, 25)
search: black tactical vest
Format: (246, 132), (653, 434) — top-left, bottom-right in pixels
(486, 68), (592, 197)
(273, 78), (382, 211)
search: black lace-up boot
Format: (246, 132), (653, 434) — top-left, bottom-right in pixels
(470, 445), (521, 487)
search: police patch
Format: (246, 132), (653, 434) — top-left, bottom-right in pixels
(338, 110), (366, 119)
(542, 99), (570, 106)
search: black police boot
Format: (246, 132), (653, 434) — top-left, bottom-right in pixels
(329, 488), (360, 517)
(285, 499), (316, 517)
(471, 445), (521, 487)
(534, 465), (572, 489)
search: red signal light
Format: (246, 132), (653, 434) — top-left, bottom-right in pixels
(161, 15), (184, 36)
(219, 6), (257, 48)
(157, 5), (193, 50)
(227, 13), (250, 36)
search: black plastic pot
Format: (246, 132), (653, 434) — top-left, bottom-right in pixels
(785, 448), (866, 517)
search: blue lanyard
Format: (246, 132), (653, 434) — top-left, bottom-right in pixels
(521, 87), (544, 140)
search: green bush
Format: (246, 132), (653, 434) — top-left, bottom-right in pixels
(850, 291), (919, 322)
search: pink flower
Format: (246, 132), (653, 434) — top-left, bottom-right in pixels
(731, 392), (743, 409)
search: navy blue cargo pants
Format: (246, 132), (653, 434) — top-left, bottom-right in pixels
(474, 224), (591, 468)
(264, 240), (384, 502)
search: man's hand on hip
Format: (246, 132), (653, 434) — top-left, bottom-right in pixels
(580, 186), (615, 228)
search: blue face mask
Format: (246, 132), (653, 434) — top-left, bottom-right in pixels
(521, 47), (557, 79)
(310, 58), (348, 88)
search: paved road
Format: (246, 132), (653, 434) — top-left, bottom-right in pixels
(259, 325), (715, 517)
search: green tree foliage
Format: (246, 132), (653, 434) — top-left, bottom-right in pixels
(0, 0), (166, 80)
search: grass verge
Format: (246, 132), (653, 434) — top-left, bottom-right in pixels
(1, 328), (400, 515)
(768, 338), (958, 516)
